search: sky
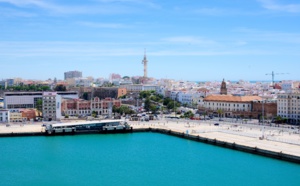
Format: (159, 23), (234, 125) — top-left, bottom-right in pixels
(0, 0), (299, 82)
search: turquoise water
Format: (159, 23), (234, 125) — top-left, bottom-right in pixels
(0, 133), (299, 186)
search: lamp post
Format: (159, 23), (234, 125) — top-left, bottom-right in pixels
(174, 99), (176, 117)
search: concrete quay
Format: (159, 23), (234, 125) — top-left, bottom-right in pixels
(130, 120), (300, 163)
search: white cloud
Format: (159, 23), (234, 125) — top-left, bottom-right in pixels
(258, 0), (300, 13)
(162, 36), (218, 46)
(0, 0), (143, 15)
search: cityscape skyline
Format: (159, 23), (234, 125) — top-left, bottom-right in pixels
(0, 0), (299, 81)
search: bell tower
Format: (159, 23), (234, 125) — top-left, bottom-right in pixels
(220, 79), (227, 95)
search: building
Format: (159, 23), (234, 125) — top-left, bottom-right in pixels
(21, 109), (37, 121)
(61, 97), (121, 117)
(203, 95), (262, 118)
(119, 84), (158, 93)
(64, 70), (82, 80)
(0, 109), (10, 123)
(118, 88), (127, 98)
(61, 98), (91, 116)
(277, 92), (300, 124)
(9, 109), (23, 122)
(91, 97), (121, 115)
(42, 92), (62, 121)
(4, 91), (78, 109)
(252, 100), (277, 120)
(0, 97), (3, 108)
(0, 80), (7, 89)
(220, 79), (227, 95)
(93, 87), (119, 99)
(4, 92), (43, 109)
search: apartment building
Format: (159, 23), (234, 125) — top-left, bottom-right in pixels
(42, 92), (62, 121)
(0, 109), (10, 123)
(277, 92), (300, 124)
(64, 70), (82, 80)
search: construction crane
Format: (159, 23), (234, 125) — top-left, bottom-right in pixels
(265, 71), (289, 87)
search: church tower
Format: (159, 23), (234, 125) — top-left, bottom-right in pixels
(220, 79), (227, 95)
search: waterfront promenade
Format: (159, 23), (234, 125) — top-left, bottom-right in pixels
(1, 119), (300, 158)
(130, 119), (300, 157)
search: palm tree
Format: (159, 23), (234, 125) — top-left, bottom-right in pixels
(217, 109), (223, 118)
(35, 99), (43, 117)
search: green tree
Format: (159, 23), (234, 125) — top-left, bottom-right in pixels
(92, 111), (97, 118)
(83, 92), (89, 100)
(144, 98), (151, 111)
(150, 105), (159, 114)
(54, 85), (67, 91)
(35, 99), (43, 117)
(217, 109), (223, 118)
(183, 111), (194, 119)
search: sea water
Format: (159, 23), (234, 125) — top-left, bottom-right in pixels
(0, 133), (299, 186)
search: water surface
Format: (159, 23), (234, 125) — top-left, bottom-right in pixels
(0, 133), (299, 186)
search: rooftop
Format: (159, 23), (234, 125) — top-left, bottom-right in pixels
(204, 95), (262, 102)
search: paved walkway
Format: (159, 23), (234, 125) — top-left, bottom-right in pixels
(130, 119), (300, 157)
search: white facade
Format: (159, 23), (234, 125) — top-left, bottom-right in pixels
(277, 92), (300, 124)
(4, 91), (78, 109)
(204, 101), (252, 112)
(75, 78), (93, 87)
(43, 92), (62, 121)
(4, 92), (42, 109)
(120, 84), (158, 92)
(170, 91), (178, 101)
(0, 109), (10, 123)
(177, 92), (193, 105)
(281, 81), (294, 92)
(9, 109), (23, 122)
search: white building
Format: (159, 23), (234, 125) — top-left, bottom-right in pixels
(177, 92), (193, 106)
(75, 78), (93, 87)
(277, 92), (300, 124)
(4, 92), (43, 109)
(9, 109), (23, 122)
(120, 84), (158, 92)
(4, 91), (78, 109)
(203, 95), (262, 117)
(42, 92), (62, 121)
(0, 109), (10, 123)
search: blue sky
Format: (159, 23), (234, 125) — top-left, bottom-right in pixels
(0, 0), (299, 81)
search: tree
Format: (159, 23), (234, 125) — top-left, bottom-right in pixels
(54, 85), (67, 91)
(217, 109), (223, 118)
(92, 111), (97, 118)
(83, 92), (89, 100)
(144, 98), (151, 111)
(150, 105), (158, 114)
(35, 99), (43, 117)
(203, 111), (207, 119)
(183, 111), (194, 119)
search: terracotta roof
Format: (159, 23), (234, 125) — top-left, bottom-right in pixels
(197, 88), (209, 92)
(204, 95), (262, 102)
